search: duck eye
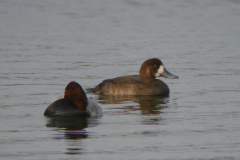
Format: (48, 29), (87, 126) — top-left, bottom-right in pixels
(153, 64), (157, 68)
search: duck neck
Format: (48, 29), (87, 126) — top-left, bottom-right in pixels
(140, 76), (155, 83)
(140, 67), (155, 83)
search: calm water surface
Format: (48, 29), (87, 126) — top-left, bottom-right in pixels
(1, 0), (240, 159)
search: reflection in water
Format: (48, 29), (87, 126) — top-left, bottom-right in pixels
(46, 117), (89, 139)
(98, 95), (169, 115)
(45, 117), (99, 155)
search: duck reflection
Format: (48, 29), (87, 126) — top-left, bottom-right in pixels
(45, 117), (100, 155)
(98, 95), (169, 115)
(45, 117), (89, 140)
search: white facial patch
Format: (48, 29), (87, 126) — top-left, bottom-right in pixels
(155, 65), (164, 77)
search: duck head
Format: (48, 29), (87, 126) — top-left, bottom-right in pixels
(140, 58), (179, 83)
(64, 81), (88, 111)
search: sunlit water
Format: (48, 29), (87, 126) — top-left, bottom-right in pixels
(1, 0), (240, 159)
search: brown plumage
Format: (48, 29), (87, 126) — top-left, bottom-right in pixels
(64, 81), (88, 111)
(91, 58), (178, 96)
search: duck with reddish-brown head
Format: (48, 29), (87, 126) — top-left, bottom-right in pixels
(44, 81), (102, 117)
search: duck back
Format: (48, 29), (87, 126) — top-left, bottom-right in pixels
(44, 98), (90, 117)
(92, 75), (169, 95)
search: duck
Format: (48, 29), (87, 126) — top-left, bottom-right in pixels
(90, 58), (178, 95)
(44, 81), (102, 117)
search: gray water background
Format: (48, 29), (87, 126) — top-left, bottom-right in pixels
(0, 0), (240, 159)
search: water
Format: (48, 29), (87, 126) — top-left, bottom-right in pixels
(1, 0), (240, 159)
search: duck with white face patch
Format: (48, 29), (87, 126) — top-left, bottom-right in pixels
(155, 64), (178, 79)
(90, 58), (178, 96)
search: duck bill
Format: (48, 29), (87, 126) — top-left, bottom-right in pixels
(160, 68), (179, 79)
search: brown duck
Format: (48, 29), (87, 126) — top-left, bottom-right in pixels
(90, 58), (178, 96)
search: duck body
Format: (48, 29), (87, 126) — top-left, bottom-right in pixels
(92, 75), (169, 95)
(44, 82), (102, 117)
(91, 58), (178, 96)
(44, 98), (91, 117)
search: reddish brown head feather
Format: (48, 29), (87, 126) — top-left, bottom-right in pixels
(139, 58), (163, 83)
(64, 81), (88, 111)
